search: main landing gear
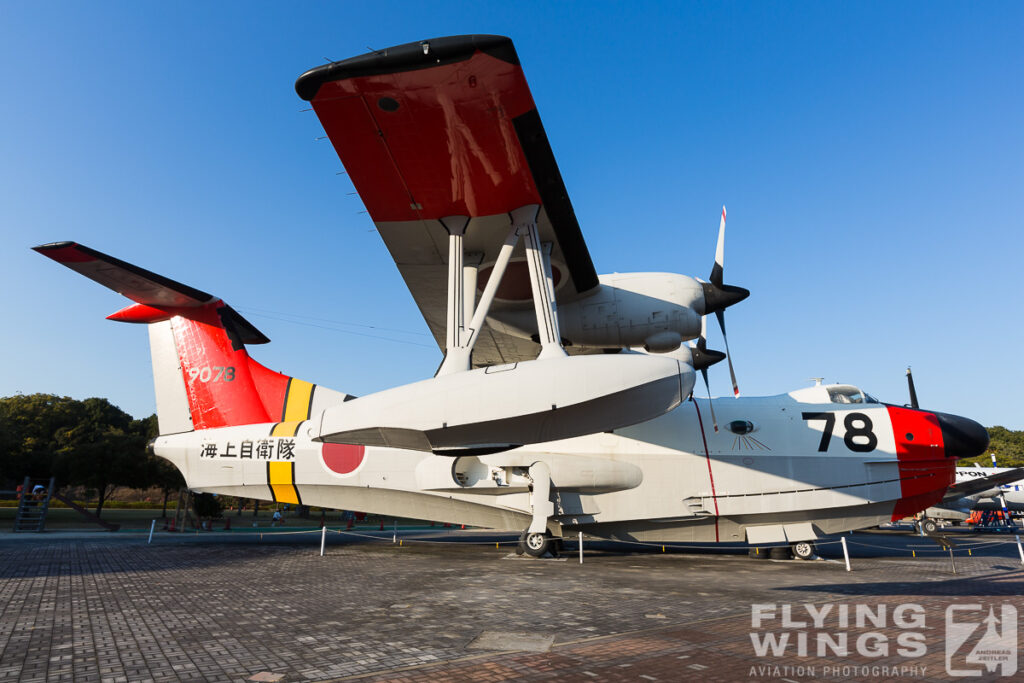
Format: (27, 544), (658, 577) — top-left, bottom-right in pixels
(790, 540), (816, 560)
(516, 530), (561, 558)
(749, 541), (817, 560)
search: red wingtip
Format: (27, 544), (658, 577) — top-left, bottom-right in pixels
(33, 242), (94, 263)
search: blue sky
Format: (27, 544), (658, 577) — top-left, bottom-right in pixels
(2, 2), (1022, 429)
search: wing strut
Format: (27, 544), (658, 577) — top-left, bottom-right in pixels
(437, 204), (567, 375)
(515, 204), (567, 361)
(437, 218), (521, 376)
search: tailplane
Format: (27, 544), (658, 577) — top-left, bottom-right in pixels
(34, 242), (351, 435)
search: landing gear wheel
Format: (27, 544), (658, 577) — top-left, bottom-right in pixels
(921, 519), (937, 535)
(523, 531), (552, 558)
(791, 541), (816, 560)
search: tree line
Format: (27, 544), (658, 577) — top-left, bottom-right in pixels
(0, 393), (182, 516)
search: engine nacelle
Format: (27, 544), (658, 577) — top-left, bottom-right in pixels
(487, 272), (704, 351)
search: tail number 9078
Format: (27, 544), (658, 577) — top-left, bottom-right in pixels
(187, 366), (236, 383)
(801, 412), (877, 453)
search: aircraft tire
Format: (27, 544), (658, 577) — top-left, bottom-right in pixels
(791, 541), (816, 560)
(921, 519), (938, 535)
(769, 546), (792, 560)
(523, 531), (551, 558)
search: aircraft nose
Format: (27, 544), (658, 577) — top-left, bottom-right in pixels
(934, 412), (989, 459)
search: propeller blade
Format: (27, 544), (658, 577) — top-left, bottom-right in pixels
(716, 309), (739, 397)
(702, 206), (749, 315)
(711, 206), (726, 287)
(906, 367), (919, 410)
(701, 365), (718, 432)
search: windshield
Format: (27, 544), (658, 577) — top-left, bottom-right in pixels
(828, 386), (864, 404)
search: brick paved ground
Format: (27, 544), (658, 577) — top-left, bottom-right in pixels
(0, 531), (1021, 682)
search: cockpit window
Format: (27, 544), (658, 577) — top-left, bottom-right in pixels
(828, 387), (864, 404)
(863, 392), (880, 404)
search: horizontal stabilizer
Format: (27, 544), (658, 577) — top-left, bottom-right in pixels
(34, 241), (270, 345)
(34, 241), (214, 307)
(943, 467), (1024, 502)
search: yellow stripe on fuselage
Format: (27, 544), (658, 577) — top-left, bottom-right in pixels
(282, 378), (315, 422)
(268, 461), (300, 505)
(270, 420), (302, 437)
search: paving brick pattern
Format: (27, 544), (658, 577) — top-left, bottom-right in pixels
(1, 534), (1022, 682)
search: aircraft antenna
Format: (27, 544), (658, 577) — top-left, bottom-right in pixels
(906, 367), (919, 409)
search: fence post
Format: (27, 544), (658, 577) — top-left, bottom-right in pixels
(320, 525), (327, 557)
(840, 536), (851, 571)
(1016, 535), (1024, 565)
(578, 531), (583, 564)
(148, 519), (156, 544)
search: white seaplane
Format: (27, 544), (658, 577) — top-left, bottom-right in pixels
(37, 35), (989, 559)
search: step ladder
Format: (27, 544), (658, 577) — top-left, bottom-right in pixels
(13, 477), (55, 532)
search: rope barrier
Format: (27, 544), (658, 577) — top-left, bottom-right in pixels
(138, 523), (1024, 561)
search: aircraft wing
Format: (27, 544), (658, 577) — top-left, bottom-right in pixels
(942, 467), (1024, 502)
(296, 35), (599, 365)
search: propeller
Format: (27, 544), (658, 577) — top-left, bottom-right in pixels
(906, 367), (919, 409)
(690, 316), (726, 431)
(700, 206), (749, 397)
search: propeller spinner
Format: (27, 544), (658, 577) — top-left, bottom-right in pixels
(690, 315), (726, 431)
(699, 207), (749, 396)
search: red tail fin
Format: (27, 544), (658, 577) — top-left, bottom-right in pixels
(35, 242), (350, 433)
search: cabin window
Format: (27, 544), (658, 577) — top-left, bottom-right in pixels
(828, 387), (864, 404)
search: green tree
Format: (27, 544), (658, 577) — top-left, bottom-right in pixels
(1, 394), (156, 516)
(52, 398), (151, 516)
(0, 394), (86, 486)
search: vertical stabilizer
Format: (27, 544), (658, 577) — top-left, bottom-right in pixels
(34, 241), (352, 434)
(148, 320), (193, 434)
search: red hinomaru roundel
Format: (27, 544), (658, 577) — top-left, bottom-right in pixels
(321, 443), (365, 474)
